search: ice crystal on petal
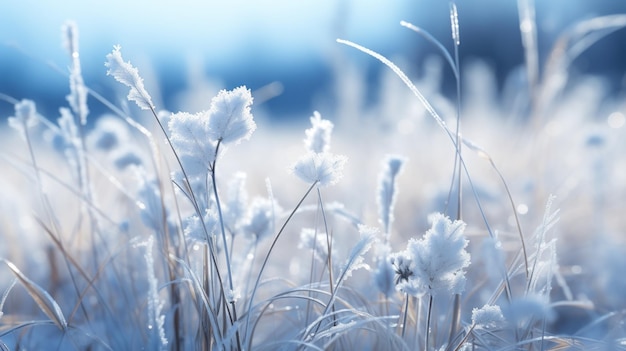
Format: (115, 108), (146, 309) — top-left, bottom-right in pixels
(304, 111), (334, 154)
(105, 45), (154, 110)
(207, 86), (256, 144)
(291, 152), (347, 187)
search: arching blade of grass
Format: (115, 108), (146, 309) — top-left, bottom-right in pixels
(1, 259), (68, 331)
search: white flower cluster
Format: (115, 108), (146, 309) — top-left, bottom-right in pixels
(291, 112), (347, 187)
(392, 213), (470, 297)
(167, 86), (256, 193)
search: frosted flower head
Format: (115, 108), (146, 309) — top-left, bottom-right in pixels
(472, 304), (505, 329)
(8, 99), (39, 139)
(304, 111), (334, 154)
(243, 197), (280, 242)
(111, 147), (144, 170)
(373, 245), (396, 298)
(222, 172), (249, 234)
(299, 228), (333, 263)
(63, 21), (88, 125)
(184, 208), (218, 244)
(105, 45), (154, 110)
(291, 152), (347, 187)
(61, 21), (79, 57)
(341, 225), (378, 279)
(391, 250), (422, 296)
(136, 170), (167, 232)
(377, 154), (407, 235)
(88, 115), (131, 152)
(408, 213), (470, 297)
(390, 250), (414, 285)
(504, 295), (555, 326)
(168, 110), (217, 179)
(206, 86), (256, 144)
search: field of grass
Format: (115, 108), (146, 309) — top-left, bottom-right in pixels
(1, 3), (626, 350)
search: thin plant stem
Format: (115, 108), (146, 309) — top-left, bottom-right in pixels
(317, 188), (337, 328)
(245, 181), (318, 350)
(400, 293), (410, 339)
(209, 140), (242, 350)
(449, 294), (462, 347)
(425, 295), (434, 351)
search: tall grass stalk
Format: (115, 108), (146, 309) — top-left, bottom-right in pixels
(245, 180), (318, 349)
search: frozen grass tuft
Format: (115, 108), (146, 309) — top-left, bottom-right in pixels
(1, 5), (626, 351)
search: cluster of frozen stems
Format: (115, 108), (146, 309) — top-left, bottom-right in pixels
(2, 41), (517, 351)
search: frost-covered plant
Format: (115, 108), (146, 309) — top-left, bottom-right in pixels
(373, 244), (396, 298)
(408, 213), (470, 297)
(299, 227), (335, 263)
(7, 99), (38, 140)
(3, 5), (626, 350)
(206, 86), (256, 144)
(304, 111), (334, 154)
(62, 20), (89, 125)
(377, 154), (407, 238)
(242, 196), (280, 242)
(472, 304), (505, 329)
(389, 213), (470, 348)
(142, 235), (168, 351)
(291, 152), (348, 187)
(291, 111), (347, 187)
(105, 45), (154, 111)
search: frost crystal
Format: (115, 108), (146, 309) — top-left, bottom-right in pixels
(206, 86), (256, 144)
(88, 115), (130, 151)
(63, 21), (89, 125)
(299, 228), (333, 263)
(391, 250), (422, 296)
(223, 172), (248, 234)
(304, 111), (334, 154)
(168, 110), (217, 179)
(373, 245), (396, 298)
(377, 154), (407, 236)
(472, 304), (504, 329)
(339, 225), (377, 282)
(144, 236), (168, 350)
(291, 112), (347, 187)
(407, 213), (470, 297)
(291, 152), (347, 187)
(243, 197), (280, 242)
(105, 46), (154, 110)
(8, 99), (38, 140)
(410, 213), (470, 296)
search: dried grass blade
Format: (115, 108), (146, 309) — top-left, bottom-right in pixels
(2, 259), (68, 331)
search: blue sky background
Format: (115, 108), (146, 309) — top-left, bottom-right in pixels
(1, 0), (625, 121)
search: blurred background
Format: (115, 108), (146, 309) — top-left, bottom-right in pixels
(1, 0), (626, 122)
